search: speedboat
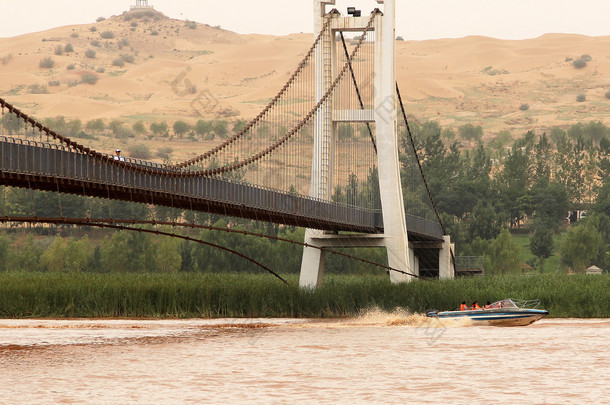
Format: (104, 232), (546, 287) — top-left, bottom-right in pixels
(426, 298), (549, 326)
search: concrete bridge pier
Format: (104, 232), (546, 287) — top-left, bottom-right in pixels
(439, 235), (455, 279)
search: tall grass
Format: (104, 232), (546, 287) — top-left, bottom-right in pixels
(0, 273), (608, 318)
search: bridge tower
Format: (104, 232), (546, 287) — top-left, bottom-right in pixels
(300, 0), (416, 288)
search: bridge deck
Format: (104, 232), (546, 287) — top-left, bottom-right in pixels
(0, 138), (443, 241)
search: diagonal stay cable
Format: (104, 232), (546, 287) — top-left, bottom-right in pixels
(396, 82), (446, 235)
(339, 32), (376, 154)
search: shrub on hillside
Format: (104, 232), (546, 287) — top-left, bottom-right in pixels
(519, 103), (530, 111)
(70, 32), (79, 38)
(28, 84), (49, 94)
(90, 26), (97, 32)
(66, 63), (75, 70)
(96, 67), (105, 73)
(605, 90), (610, 100)
(48, 80), (61, 87)
(65, 43), (74, 53)
(150, 30), (159, 36)
(91, 40), (101, 47)
(54, 45), (64, 55)
(128, 144), (152, 160)
(100, 31), (114, 39)
(85, 49), (96, 59)
(96, 16), (106, 22)
(572, 58), (587, 69)
(458, 123), (483, 142)
(156, 147), (173, 160)
(81, 73), (99, 85)
(130, 21), (138, 27)
(576, 94), (586, 102)
(112, 58), (125, 67)
(39, 57), (55, 69)
(0, 53), (13, 65)
(120, 53), (135, 63)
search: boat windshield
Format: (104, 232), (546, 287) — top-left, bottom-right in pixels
(490, 299), (517, 308)
(490, 299), (541, 309)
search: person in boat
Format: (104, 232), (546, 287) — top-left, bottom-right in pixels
(484, 301), (492, 309)
(471, 301), (482, 310)
(460, 301), (469, 311)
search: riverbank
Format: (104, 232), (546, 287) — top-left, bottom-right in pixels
(0, 272), (608, 318)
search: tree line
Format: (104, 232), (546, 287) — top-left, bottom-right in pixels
(0, 118), (608, 275)
(404, 120), (609, 273)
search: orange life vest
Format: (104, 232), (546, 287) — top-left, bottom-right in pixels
(460, 304), (468, 311)
(471, 303), (481, 310)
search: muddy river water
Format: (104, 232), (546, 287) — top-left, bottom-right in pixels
(1, 313), (608, 404)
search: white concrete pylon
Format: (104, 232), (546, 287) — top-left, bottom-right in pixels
(300, 0), (412, 289)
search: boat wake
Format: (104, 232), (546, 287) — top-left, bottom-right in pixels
(353, 307), (474, 327)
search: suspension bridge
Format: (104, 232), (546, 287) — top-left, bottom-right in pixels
(0, 0), (455, 287)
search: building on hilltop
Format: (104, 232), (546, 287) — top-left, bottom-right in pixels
(131, 0), (153, 9)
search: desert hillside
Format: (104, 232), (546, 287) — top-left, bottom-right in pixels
(1, 8), (609, 158)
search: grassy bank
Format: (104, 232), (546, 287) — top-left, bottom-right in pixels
(0, 272), (608, 318)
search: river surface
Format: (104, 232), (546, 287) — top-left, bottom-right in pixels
(1, 313), (608, 404)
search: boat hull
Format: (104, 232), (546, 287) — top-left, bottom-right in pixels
(430, 308), (549, 326)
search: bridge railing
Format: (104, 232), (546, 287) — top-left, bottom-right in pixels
(0, 136), (444, 238)
(0, 137), (383, 232)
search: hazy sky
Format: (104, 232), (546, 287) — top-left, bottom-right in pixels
(1, 0), (610, 40)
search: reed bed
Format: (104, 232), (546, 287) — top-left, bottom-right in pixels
(0, 272), (608, 318)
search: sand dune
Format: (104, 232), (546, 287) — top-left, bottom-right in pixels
(1, 8), (609, 151)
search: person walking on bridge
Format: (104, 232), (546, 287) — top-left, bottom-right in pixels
(114, 149), (125, 162)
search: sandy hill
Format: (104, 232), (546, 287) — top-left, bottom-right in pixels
(1, 8), (609, 159)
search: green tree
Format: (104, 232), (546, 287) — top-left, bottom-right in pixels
(212, 120), (228, 139)
(530, 182), (569, 231)
(529, 228), (554, 269)
(8, 234), (41, 272)
(86, 119), (105, 133)
(498, 143), (531, 226)
(132, 120), (146, 135)
(232, 119), (247, 134)
(40, 236), (93, 273)
(488, 228), (522, 275)
(173, 120), (191, 138)
(195, 119), (213, 140)
(1, 112), (22, 135)
(150, 121), (168, 137)
(468, 202), (501, 240)
(100, 231), (131, 273)
(338, 124), (354, 141)
(68, 119), (83, 136)
(560, 218), (602, 272)
(458, 124), (483, 143)
(156, 236), (182, 273)
(0, 235), (9, 272)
